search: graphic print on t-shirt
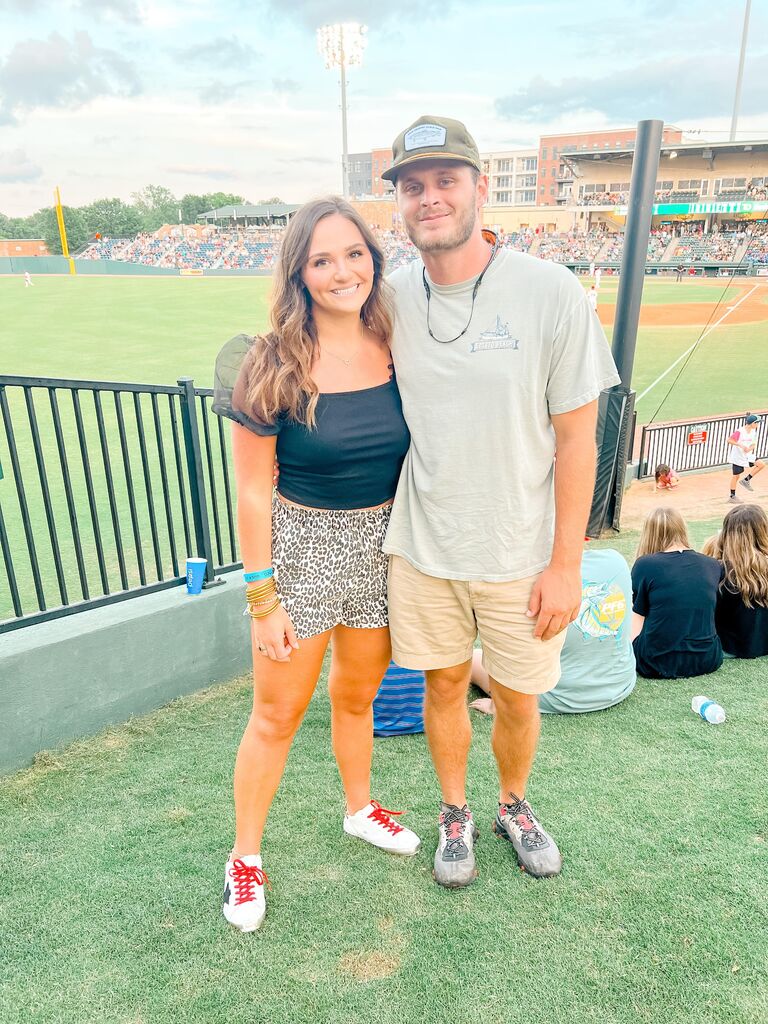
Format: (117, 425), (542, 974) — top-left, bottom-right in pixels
(470, 315), (520, 353)
(573, 578), (626, 640)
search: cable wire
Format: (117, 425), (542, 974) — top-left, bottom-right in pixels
(646, 213), (768, 425)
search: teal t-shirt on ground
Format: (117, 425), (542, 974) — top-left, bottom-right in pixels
(539, 548), (636, 715)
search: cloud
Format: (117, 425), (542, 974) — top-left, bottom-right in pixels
(174, 35), (261, 66)
(0, 148), (42, 183)
(197, 78), (257, 105)
(495, 53), (768, 124)
(259, 0), (460, 29)
(0, 31), (141, 124)
(165, 164), (238, 180)
(272, 77), (300, 95)
(277, 155), (333, 164)
(76, 0), (142, 22)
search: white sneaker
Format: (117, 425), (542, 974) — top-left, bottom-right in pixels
(222, 855), (268, 932)
(343, 800), (421, 856)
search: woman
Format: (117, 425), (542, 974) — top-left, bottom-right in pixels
(705, 505), (768, 659)
(212, 197), (420, 934)
(631, 508), (723, 679)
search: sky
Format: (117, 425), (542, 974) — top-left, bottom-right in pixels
(1, 0), (768, 216)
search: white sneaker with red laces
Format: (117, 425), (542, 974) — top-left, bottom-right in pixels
(343, 800), (421, 856)
(222, 854), (268, 932)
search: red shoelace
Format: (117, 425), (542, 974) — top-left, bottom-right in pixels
(229, 858), (270, 906)
(368, 800), (404, 836)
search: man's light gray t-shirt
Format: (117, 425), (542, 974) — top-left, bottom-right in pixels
(383, 247), (620, 582)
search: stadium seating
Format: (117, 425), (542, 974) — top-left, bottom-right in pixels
(78, 225), (760, 272)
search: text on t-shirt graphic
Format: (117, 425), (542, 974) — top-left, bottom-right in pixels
(470, 315), (520, 353)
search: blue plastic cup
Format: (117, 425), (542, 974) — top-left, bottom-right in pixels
(186, 557), (207, 594)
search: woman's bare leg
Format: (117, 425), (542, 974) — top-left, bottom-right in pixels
(468, 648), (495, 715)
(232, 628), (331, 857)
(327, 625), (391, 813)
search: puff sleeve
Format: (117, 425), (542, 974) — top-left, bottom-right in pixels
(212, 333), (283, 436)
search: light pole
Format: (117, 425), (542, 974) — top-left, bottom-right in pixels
(317, 23), (367, 198)
(730, 0), (751, 141)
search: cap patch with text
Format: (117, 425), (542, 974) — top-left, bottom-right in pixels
(382, 114), (482, 182)
(404, 123), (447, 151)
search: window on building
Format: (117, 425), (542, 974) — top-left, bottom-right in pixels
(540, 167), (546, 178)
(540, 186), (545, 194)
(496, 176), (513, 187)
(541, 148), (547, 159)
(521, 175), (537, 187)
(494, 191), (511, 204)
(550, 185), (555, 195)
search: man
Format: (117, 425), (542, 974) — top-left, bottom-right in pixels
(381, 115), (620, 887)
(727, 414), (764, 502)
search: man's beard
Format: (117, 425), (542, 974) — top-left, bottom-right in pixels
(405, 203), (477, 254)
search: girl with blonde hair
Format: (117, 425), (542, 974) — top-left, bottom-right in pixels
(631, 508), (723, 678)
(708, 504), (768, 658)
(212, 197), (420, 933)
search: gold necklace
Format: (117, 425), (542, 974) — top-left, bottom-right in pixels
(320, 323), (365, 367)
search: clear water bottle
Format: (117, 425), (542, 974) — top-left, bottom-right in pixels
(692, 695), (726, 724)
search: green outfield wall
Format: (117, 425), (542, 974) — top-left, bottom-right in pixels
(0, 257), (272, 276)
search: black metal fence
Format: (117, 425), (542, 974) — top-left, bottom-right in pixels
(637, 409), (768, 479)
(0, 375), (241, 633)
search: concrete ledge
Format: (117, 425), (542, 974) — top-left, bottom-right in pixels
(0, 570), (250, 775)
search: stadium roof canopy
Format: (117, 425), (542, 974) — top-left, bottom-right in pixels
(559, 138), (768, 167)
(199, 203), (300, 224)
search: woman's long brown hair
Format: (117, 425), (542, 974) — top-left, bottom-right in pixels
(238, 196), (392, 429)
(636, 507), (691, 559)
(708, 504), (768, 607)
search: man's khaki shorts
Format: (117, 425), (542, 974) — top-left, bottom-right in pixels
(387, 555), (565, 695)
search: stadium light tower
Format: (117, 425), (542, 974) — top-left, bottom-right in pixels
(317, 22), (367, 198)
(730, 0), (751, 141)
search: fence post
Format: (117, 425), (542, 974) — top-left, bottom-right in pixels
(638, 425), (648, 478)
(177, 377), (220, 586)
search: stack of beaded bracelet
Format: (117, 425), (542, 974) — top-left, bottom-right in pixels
(245, 571), (280, 619)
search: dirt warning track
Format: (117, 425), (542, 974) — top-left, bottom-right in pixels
(597, 281), (768, 327)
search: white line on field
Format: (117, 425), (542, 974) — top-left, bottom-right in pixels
(635, 284), (760, 403)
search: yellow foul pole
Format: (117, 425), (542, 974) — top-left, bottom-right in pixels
(54, 186), (77, 275)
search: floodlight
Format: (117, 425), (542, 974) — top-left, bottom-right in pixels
(317, 23), (368, 197)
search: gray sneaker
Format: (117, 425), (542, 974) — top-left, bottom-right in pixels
(493, 795), (562, 878)
(728, 495), (742, 503)
(433, 803), (479, 888)
(740, 479), (754, 492)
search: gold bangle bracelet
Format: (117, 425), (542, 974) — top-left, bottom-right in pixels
(249, 599), (280, 619)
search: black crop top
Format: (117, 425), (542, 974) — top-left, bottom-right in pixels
(212, 334), (410, 510)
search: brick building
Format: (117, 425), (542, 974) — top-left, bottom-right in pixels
(537, 127), (684, 205)
(348, 148), (395, 197)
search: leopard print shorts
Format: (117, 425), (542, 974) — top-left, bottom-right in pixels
(271, 496), (391, 640)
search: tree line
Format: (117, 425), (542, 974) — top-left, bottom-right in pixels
(0, 187), (284, 255)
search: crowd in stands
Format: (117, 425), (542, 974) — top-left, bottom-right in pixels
(671, 233), (741, 263)
(578, 191), (628, 207)
(79, 222), (768, 271)
(80, 229), (280, 271)
(536, 230), (605, 263)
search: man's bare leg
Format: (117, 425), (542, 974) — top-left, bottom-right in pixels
(489, 677), (562, 878)
(423, 660), (473, 805)
(424, 660), (479, 887)
(489, 681), (540, 800)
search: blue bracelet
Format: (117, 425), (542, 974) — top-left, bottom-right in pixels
(243, 568), (274, 583)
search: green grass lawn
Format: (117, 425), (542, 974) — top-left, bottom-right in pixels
(2, 521), (766, 1024)
(3, 275), (766, 424)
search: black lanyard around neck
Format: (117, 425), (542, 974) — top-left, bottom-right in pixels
(421, 233), (500, 345)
